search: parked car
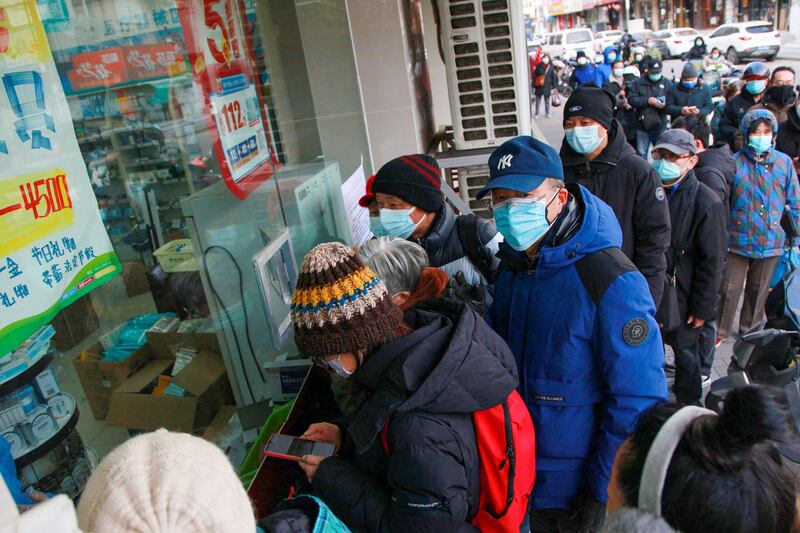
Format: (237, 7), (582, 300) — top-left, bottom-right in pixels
(594, 30), (624, 52)
(543, 28), (596, 61)
(706, 21), (780, 63)
(654, 27), (701, 58)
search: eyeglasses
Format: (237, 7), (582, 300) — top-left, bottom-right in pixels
(651, 150), (691, 162)
(486, 186), (560, 214)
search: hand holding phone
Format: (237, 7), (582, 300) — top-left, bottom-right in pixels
(265, 434), (336, 462)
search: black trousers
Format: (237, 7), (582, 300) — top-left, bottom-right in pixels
(670, 341), (703, 406)
(698, 320), (717, 376)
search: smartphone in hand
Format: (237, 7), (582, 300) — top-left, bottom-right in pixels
(265, 434), (336, 462)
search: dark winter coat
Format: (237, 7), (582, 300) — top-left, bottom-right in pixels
(687, 41), (707, 59)
(488, 184), (667, 509)
(718, 90), (759, 147)
(694, 142), (736, 212)
(534, 63), (558, 97)
(561, 120), (671, 307)
(628, 75), (672, 132)
(313, 301), (519, 532)
(777, 107), (800, 164)
(414, 203), (501, 286)
(665, 82), (714, 120)
(661, 172), (727, 348)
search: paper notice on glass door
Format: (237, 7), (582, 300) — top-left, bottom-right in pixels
(341, 165), (372, 247)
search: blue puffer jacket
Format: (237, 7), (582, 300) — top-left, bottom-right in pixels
(729, 108), (800, 258)
(488, 185), (667, 510)
(598, 46), (618, 86)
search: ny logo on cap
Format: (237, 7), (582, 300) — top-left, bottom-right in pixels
(498, 154), (513, 170)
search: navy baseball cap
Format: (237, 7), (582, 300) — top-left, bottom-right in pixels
(476, 136), (564, 200)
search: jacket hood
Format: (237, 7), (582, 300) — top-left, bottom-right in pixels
(419, 202), (456, 252)
(696, 143), (736, 178)
(561, 119), (636, 167)
(740, 107), (778, 135)
(603, 46), (619, 63)
(497, 184), (622, 272)
(348, 300), (518, 452)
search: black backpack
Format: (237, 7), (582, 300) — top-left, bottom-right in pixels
(456, 214), (496, 283)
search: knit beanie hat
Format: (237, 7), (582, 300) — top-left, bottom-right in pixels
(291, 242), (403, 358)
(564, 86), (615, 131)
(371, 154), (444, 213)
(76, 430), (255, 533)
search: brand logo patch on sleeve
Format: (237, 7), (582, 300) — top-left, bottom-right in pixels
(623, 318), (649, 346)
(655, 187), (665, 201)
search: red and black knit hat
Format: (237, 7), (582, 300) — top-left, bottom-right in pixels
(291, 242), (403, 358)
(372, 154), (444, 213)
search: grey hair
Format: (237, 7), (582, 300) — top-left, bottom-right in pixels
(358, 237), (429, 295)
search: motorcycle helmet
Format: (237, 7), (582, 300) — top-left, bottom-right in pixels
(743, 61), (770, 80)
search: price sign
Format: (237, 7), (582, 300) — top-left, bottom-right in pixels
(177, 0), (278, 199)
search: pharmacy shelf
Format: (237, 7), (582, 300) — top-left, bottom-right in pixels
(0, 352), (53, 397)
(13, 396), (79, 468)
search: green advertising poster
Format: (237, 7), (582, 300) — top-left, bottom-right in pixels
(0, 0), (120, 357)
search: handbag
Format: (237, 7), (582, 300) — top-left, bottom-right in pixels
(533, 74), (545, 88)
(656, 182), (699, 333)
(551, 91), (562, 107)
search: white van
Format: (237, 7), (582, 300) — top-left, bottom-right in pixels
(543, 28), (596, 61)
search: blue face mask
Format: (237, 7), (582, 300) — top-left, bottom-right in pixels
(493, 191), (560, 251)
(379, 207), (421, 239)
(369, 216), (388, 237)
(745, 79), (767, 94)
(649, 73), (662, 82)
(682, 80), (697, 89)
(565, 125), (605, 155)
(608, 53), (617, 62)
(748, 134), (772, 154)
(652, 159), (683, 183)
(613, 68), (624, 77)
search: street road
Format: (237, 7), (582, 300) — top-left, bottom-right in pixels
(534, 55), (800, 147)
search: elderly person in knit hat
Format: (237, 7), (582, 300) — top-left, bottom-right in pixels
(76, 430), (255, 532)
(665, 62), (714, 121)
(292, 242), (526, 532)
(371, 154), (501, 286)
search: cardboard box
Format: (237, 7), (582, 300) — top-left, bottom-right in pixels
(51, 295), (99, 351)
(73, 343), (151, 421)
(106, 333), (233, 433)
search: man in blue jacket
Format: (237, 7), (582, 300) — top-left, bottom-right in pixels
(479, 136), (668, 532)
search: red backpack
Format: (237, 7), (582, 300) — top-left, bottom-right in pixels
(381, 390), (536, 532)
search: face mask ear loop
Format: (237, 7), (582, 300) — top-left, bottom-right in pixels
(638, 406), (717, 517)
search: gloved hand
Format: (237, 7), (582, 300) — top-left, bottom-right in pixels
(446, 271), (491, 315)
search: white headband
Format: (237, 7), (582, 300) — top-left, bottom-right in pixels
(638, 406), (717, 517)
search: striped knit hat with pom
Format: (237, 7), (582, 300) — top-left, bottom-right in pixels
(291, 242), (403, 358)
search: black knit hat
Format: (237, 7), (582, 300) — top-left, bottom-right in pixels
(371, 154), (444, 213)
(563, 86), (615, 131)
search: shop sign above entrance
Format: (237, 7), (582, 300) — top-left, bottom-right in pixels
(177, 0), (279, 199)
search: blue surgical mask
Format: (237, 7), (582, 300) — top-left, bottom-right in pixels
(649, 73), (662, 82)
(613, 68), (624, 78)
(652, 159), (683, 183)
(746, 79), (767, 94)
(369, 216), (388, 237)
(635, 54), (643, 62)
(315, 354), (354, 380)
(682, 80), (697, 89)
(493, 191), (560, 251)
(566, 125), (606, 155)
(379, 207), (421, 239)
(748, 134), (772, 154)
(608, 53), (617, 62)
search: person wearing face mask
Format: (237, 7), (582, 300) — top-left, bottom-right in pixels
(687, 36), (707, 60)
(569, 50), (601, 89)
(598, 46), (619, 87)
(619, 65), (642, 146)
(481, 135), (667, 532)
(292, 242), (532, 532)
(754, 66), (797, 123)
(702, 47), (733, 73)
(649, 129), (726, 406)
(533, 53), (558, 119)
(560, 86), (671, 307)
(628, 60), (672, 158)
(718, 61), (770, 150)
(371, 154), (501, 287)
(777, 100), (800, 174)
(358, 174), (388, 238)
(718, 109), (800, 340)
(665, 63), (714, 121)
(604, 59), (626, 97)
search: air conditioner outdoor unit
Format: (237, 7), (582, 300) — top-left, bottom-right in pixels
(438, 0), (531, 150)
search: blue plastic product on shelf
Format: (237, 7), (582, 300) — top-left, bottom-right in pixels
(100, 313), (177, 362)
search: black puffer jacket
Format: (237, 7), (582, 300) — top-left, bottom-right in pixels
(561, 120), (671, 307)
(661, 173), (727, 348)
(777, 107), (800, 164)
(413, 203), (501, 286)
(628, 75), (672, 131)
(313, 301), (519, 532)
(694, 142), (736, 212)
(718, 91), (759, 147)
